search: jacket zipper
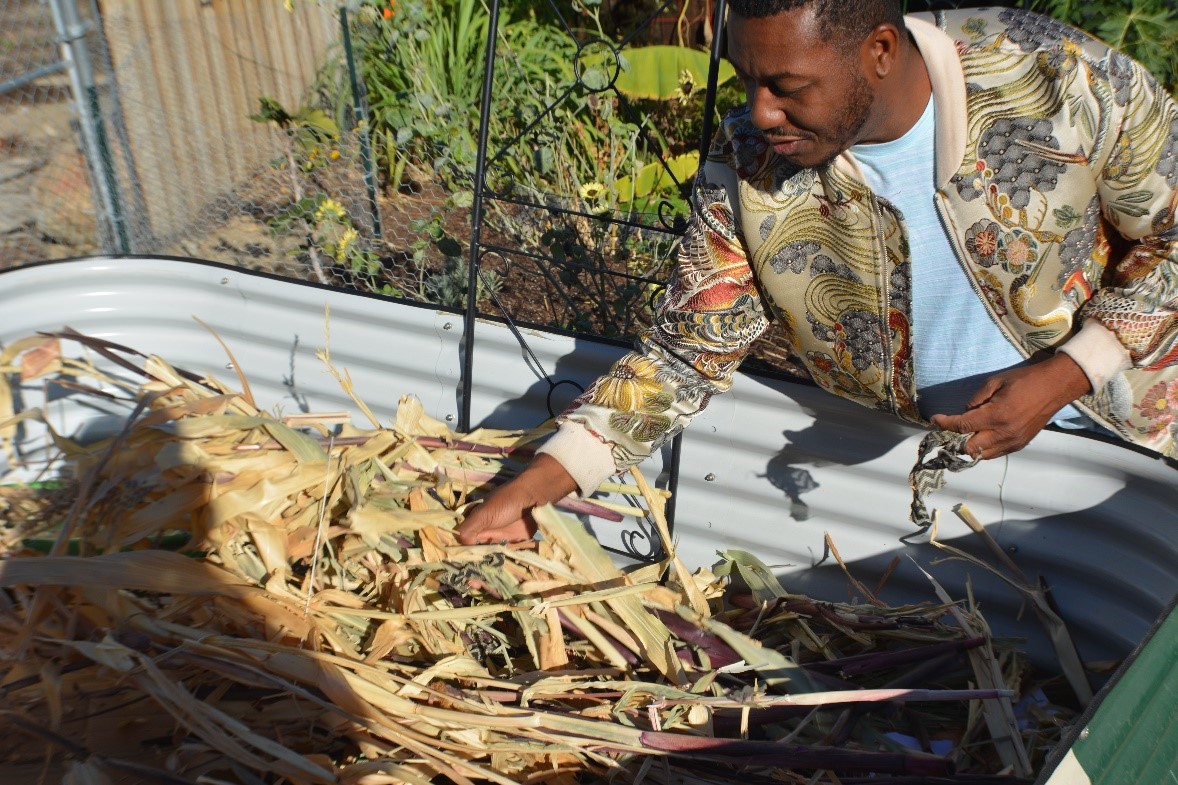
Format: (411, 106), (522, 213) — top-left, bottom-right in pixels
(871, 195), (899, 415)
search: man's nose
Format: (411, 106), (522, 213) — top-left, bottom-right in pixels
(747, 85), (785, 131)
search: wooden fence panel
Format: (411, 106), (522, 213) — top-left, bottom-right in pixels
(101, 0), (338, 243)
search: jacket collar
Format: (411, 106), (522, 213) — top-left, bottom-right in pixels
(831, 14), (967, 190)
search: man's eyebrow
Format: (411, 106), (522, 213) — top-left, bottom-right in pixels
(762, 70), (806, 81)
(730, 63), (806, 82)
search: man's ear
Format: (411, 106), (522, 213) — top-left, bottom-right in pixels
(862, 23), (902, 80)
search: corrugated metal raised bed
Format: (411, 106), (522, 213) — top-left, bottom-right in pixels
(1, 257), (1175, 783)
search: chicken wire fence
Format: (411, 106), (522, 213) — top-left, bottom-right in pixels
(2, 0), (1017, 336)
(1, 0), (106, 259)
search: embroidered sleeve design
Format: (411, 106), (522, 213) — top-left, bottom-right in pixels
(1081, 63), (1178, 370)
(556, 174), (771, 471)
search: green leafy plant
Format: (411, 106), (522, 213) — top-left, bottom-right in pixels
(348, 0), (736, 212)
(335, 1), (740, 331)
(1021, 0), (1178, 94)
(531, 35), (740, 331)
(356, 0), (487, 188)
(349, 0), (579, 191)
(409, 200), (502, 309)
(339, 0), (576, 308)
(612, 45), (736, 101)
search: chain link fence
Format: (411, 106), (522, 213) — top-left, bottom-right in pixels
(1, 0), (102, 263)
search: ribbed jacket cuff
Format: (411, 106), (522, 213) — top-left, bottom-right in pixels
(535, 421), (618, 497)
(1057, 319), (1132, 392)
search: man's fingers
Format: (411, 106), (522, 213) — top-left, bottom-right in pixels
(929, 359), (1079, 462)
(455, 454), (577, 545)
(930, 408), (982, 434)
(964, 433), (996, 460)
(482, 517), (536, 544)
(958, 422), (1023, 460)
(456, 502), (536, 544)
(930, 409), (992, 459)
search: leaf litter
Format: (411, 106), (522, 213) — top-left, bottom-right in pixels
(0, 329), (1087, 784)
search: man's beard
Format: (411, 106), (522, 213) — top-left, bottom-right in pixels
(770, 69), (875, 170)
(812, 70), (875, 169)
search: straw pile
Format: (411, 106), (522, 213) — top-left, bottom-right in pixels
(0, 330), (1076, 784)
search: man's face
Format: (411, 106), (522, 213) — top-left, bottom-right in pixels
(727, 8), (875, 169)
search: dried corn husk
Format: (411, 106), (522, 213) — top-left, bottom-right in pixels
(0, 331), (1077, 784)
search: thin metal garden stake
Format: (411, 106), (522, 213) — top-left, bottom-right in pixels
(48, 0), (129, 253)
(340, 6), (384, 241)
(696, 0), (729, 166)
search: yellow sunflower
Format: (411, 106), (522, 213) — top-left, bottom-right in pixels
(333, 227), (359, 262)
(314, 198), (348, 224)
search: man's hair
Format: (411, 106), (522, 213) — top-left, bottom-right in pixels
(727, 0), (905, 48)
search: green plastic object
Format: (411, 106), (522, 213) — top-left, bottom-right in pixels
(1040, 597), (1178, 784)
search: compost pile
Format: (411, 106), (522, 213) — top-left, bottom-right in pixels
(0, 331), (1075, 785)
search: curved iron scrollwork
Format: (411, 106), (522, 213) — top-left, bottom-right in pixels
(656, 198), (688, 234)
(573, 38), (623, 93)
(616, 514), (665, 563)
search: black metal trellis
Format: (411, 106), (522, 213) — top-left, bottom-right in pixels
(458, 0), (733, 558)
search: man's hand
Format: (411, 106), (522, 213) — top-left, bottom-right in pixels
(455, 453), (579, 544)
(929, 353), (1092, 459)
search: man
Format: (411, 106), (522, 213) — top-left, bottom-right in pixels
(457, 1), (1178, 545)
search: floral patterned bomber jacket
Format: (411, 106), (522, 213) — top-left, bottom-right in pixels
(540, 8), (1178, 494)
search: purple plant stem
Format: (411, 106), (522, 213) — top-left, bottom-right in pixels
(655, 609), (742, 668)
(415, 436), (536, 456)
(556, 609), (640, 666)
(657, 687), (1013, 710)
(636, 731), (954, 776)
(828, 651), (964, 746)
(236, 435), (538, 456)
(807, 636), (987, 678)
(709, 705), (816, 734)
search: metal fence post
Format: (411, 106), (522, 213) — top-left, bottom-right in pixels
(459, 0), (502, 434)
(47, 0), (129, 254)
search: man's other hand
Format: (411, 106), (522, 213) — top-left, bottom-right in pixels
(455, 453), (579, 544)
(929, 353), (1092, 459)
